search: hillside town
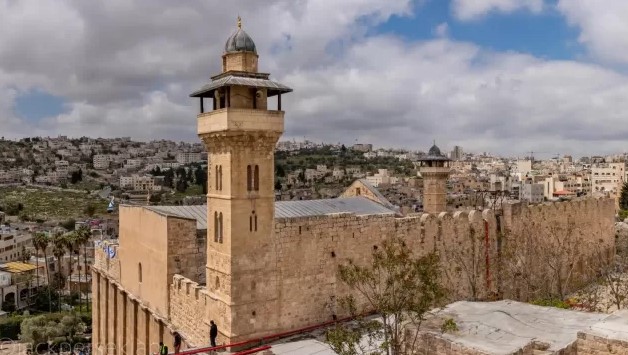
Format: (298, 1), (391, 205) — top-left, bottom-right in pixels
(1, 135), (625, 213)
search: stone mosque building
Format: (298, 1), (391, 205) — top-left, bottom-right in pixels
(92, 20), (616, 354)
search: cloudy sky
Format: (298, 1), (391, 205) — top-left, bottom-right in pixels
(2, 0), (628, 157)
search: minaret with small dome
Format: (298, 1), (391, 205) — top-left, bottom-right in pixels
(190, 17), (292, 342)
(419, 141), (451, 213)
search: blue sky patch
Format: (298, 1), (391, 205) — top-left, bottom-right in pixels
(13, 89), (67, 122)
(373, 0), (582, 60)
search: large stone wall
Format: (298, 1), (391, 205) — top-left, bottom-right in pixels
(167, 197), (615, 345)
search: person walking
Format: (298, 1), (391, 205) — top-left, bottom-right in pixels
(209, 320), (218, 348)
(173, 331), (182, 354)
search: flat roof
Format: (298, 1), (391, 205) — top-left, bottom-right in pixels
(0, 262), (39, 273)
(420, 300), (608, 353)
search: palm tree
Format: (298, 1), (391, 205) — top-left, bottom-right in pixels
(51, 232), (68, 290)
(75, 226), (92, 311)
(32, 232), (50, 288)
(65, 232), (80, 289)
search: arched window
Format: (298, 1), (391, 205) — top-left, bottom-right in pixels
(214, 212), (219, 242)
(247, 165), (252, 191)
(218, 212), (223, 243)
(254, 165), (259, 191)
(138, 263), (142, 283)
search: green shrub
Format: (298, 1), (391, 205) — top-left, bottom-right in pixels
(0, 315), (25, 339)
(530, 298), (571, 309)
(440, 318), (458, 333)
(619, 209), (628, 221)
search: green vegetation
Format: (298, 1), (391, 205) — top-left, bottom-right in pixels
(440, 318), (458, 333)
(275, 146), (416, 178)
(20, 312), (88, 352)
(530, 298), (571, 309)
(0, 315), (26, 339)
(0, 186), (107, 219)
(325, 237), (445, 355)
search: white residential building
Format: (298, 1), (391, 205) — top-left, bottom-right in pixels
(93, 154), (114, 170)
(591, 163), (625, 197)
(125, 159), (144, 169)
(520, 183), (544, 203)
(176, 152), (203, 164)
(119, 175), (161, 191)
(366, 169), (398, 187)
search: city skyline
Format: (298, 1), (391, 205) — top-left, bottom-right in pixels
(2, 0), (628, 156)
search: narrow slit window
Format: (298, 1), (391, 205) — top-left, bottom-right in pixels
(247, 165), (252, 191)
(219, 166), (223, 190)
(215, 166), (219, 191)
(254, 215), (258, 231)
(219, 212), (223, 243)
(214, 212), (219, 242)
(254, 165), (259, 191)
(249, 215), (253, 232)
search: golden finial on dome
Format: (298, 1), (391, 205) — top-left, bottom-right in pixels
(237, 15), (242, 29)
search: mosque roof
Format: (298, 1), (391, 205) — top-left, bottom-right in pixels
(224, 17), (257, 53)
(275, 196), (396, 219)
(144, 196), (395, 229)
(190, 74), (292, 98)
(420, 143), (450, 162)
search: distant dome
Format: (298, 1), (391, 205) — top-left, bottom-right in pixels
(224, 28), (257, 54)
(428, 144), (442, 156)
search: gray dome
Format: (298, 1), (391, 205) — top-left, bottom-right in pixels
(225, 28), (257, 54)
(428, 144), (442, 156)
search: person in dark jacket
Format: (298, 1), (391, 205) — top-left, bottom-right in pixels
(209, 320), (218, 347)
(173, 331), (182, 353)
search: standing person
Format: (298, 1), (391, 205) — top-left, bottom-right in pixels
(158, 342), (168, 355)
(173, 332), (182, 354)
(209, 320), (218, 348)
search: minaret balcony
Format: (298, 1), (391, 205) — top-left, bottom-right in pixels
(198, 107), (284, 136)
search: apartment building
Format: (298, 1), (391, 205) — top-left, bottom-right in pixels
(591, 163), (625, 197)
(119, 175), (161, 191)
(176, 152), (203, 164)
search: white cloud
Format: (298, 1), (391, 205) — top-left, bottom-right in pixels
(451, 0), (544, 21)
(1, 0), (628, 156)
(557, 0), (628, 65)
(434, 22), (449, 38)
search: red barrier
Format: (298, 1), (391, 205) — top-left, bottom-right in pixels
(173, 314), (358, 355)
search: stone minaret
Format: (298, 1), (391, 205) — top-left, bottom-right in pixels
(419, 143), (451, 213)
(192, 17), (292, 342)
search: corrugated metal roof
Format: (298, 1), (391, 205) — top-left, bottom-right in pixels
(0, 262), (38, 273)
(357, 179), (397, 210)
(275, 197), (395, 219)
(146, 205), (208, 230)
(190, 75), (293, 97)
(144, 197), (394, 229)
